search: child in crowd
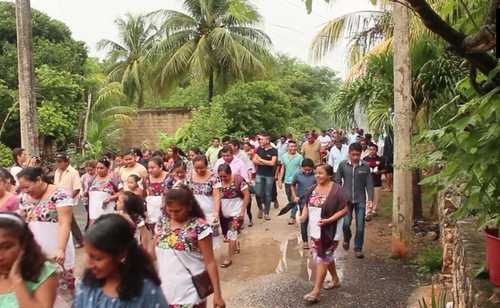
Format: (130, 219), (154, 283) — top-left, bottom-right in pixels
(116, 191), (149, 250)
(126, 174), (143, 196)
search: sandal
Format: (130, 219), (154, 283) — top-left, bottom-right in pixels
(220, 260), (232, 268)
(248, 221), (254, 227)
(303, 293), (320, 304)
(234, 242), (241, 254)
(323, 279), (341, 290)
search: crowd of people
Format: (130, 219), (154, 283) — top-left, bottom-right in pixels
(0, 127), (394, 307)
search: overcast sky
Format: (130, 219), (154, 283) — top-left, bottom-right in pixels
(22, 0), (375, 78)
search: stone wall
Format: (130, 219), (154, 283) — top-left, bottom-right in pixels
(439, 188), (498, 308)
(119, 108), (191, 149)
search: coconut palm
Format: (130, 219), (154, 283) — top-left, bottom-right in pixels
(97, 13), (157, 108)
(150, 0), (273, 102)
(85, 81), (135, 156)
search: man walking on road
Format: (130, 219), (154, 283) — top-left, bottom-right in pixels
(327, 138), (349, 177)
(253, 132), (278, 220)
(206, 137), (222, 168)
(335, 143), (374, 258)
(301, 133), (321, 166)
(54, 152), (84, 248)
(278, 140), (303, 225)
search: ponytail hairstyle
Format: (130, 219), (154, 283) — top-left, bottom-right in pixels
(164, 184), (205, 220)
(217, 163), (232, 175)
(120, 191), (146, 225)
(127, 174), (141, 185)
(82, 214), (160, 300)
(0, 213), (46, 281)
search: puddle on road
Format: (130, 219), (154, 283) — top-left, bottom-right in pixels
(274, 236), (346, 283)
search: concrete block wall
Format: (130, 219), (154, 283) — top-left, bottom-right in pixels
(119, 108), (191, 150)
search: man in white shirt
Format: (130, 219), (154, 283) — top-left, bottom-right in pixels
(54, 153), (84, 247)
(328, 138), (349, 175)
(213, 145), (251, 182)
(317, 130), (332, 148)
(349, 128), (359, 145)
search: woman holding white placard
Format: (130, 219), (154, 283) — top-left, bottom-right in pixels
(143, 156), (169, 230)
(88, 158), (120, 224)
(299, 164), (348, 305)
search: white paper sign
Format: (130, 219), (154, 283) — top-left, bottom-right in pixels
(89, 191), (115, 219)
(334, 217), (344, 241)
(308, 206), (321, 239)
(146, 195), (163, 224)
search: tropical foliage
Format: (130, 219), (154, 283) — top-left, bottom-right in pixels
(97, 14), (156, 107)
(0, 1), (88, 149)
(150, 0), (274, 101)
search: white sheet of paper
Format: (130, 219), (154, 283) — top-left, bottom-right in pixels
(146, 195), (163, 223)
(89, 191), (114, 219)
(334, 217), (344, 241)
(308, 206), (321, 239)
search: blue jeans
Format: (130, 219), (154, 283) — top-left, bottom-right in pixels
(343, 201), (366, 251)
(255, 175), (274, 215)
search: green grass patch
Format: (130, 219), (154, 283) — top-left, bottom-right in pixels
(413, 246), (443, 277)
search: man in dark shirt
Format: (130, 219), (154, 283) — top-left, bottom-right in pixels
(335, 143), (374, 259)
(253, 132), (278, 220)
(363, 144), (384, 221)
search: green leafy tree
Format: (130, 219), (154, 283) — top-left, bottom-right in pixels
(98, 13), (157, 108)
(214, 80), (291, 137)
(0, 2), (88, 147)
(175, 100), (228, 150)
(151, 0), (274, 102)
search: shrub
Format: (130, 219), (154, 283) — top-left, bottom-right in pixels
(0, 143), (13, 168)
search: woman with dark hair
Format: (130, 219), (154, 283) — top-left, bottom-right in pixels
(187, 155), (222, 247)
(165, 160), (187, 190)
(88, 158), (120, 224)
(143, 156), (169, 230)
(75, 214), (167, 307)
(186, 148), (202, 174)
(154, 186), (225, 308)
(116, 191), (149, 250)
(10, 148), (27, 187)
(17, 167), (75, 306)
(217, 163), (250, 268)
(0, 213), (57, 307)
(0, 168), (19, 212)
(299, 164), (348, 304)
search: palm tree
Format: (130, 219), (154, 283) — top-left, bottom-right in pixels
(151, 0), (273, 102)
(97, 13), (156, 108)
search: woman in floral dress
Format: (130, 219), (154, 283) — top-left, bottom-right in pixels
(154, 186), (225, 308)
(17, 167), (75, 307)
(88, 158), (120, 224)
(299, 164), (348, 304)
(217, 164), (250, 268)
(187, 155), (222, 247)
(143, 156), (169, 230)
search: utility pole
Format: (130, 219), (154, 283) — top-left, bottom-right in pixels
(15, 0), (39, 156)
(392, 0), (413, 257)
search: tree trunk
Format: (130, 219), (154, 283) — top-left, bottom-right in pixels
(208, 69), (214, 103)
(82, 92), (92, 150)
(138, 87), (144, 108)
(392, 1), (414, 258)
(413, 169), (423, 220)
(406, 0), (497, 77)
(15, 0), (39, 156)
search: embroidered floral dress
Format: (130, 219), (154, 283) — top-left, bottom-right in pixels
(88, 176), (119, 220)
(186, 174), (221, 223)
(155, 217), (212, 307)
(307, 190), (343, 263)
(20, 188), (75, 306)
(219, 176), (247, 241)
(143, 175), (169, 224)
